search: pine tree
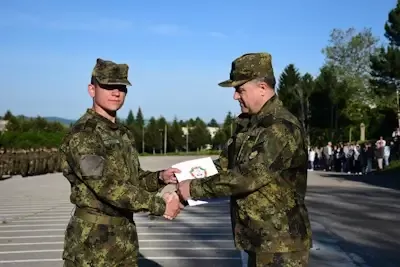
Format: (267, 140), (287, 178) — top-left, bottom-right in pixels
(370, 0), (400, 133)
(126, 110), (135, 126)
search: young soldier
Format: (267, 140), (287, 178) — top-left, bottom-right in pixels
(60, 58), (183, 267)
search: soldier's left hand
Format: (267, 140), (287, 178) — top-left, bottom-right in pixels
(159, 168), (181, 184)
(163, 192), (184, 220)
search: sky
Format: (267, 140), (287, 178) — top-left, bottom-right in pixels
(0, 0), (396, 123)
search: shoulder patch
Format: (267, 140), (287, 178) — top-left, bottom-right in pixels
(79, 154), (105, 177)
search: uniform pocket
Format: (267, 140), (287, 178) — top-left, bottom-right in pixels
(62, 217), (95, 261)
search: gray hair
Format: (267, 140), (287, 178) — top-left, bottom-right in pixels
(250, 76), (276, 89)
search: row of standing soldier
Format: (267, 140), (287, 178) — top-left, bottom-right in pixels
(0, 148), (62, 178)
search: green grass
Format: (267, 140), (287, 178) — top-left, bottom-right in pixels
(139, 150), (221, 156)
(381, 159), (400, 175)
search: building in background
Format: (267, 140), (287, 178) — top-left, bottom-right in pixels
(0, 120), (8, 132)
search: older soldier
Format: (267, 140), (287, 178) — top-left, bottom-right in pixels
(59, 58), (183, 267)
(178, 53), (312, 267)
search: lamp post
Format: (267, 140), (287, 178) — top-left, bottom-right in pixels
(141, 126), (145, 154)
(186, 123), (189, 154)
(158, 129), (163, 154)
(164, 124), (167, 155)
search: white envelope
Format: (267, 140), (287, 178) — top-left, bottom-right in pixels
(172, 157), (219, 206)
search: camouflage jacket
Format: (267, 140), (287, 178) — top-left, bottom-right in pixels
(190, 95), (312, 253)
(59, 109), (166, 219)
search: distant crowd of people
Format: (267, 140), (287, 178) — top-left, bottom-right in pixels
(307, 129), (400, 174)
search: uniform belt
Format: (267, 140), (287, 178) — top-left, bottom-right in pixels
(74, 208), (130, 226)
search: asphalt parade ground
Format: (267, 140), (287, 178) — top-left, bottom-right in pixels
(0, 156), (399, 267)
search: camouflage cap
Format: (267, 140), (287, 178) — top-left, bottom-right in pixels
(92, 58), (132, 86)
(218, 52), (274, 87)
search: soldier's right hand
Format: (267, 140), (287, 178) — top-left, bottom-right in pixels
(162, 192), (184, 220)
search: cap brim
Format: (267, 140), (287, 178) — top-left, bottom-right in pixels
(218, 79), (250, 88)
(98, 79), (132, 86)
(111, 81), (132, 86)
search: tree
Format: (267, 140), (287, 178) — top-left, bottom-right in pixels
(144, 117), (159, 154)
(212, 129), (227, 149)
(277, 64), (302, 116)
(322, 27), (379, 125)
(135, 107), (144, 128)
(310, 65), (351, 142)
(133, 107), (145, 152)
(168, 118), (185, 152)
(370, 1), (400, 133)
(187, 118), (196, 127)
(277, 65), (315, 143)
(222, 112), (235, 138)
(297, 73), (315, 144)
(3, 110), (13, 120)
(126, 110), (135, 126)
(207, 118), (219, 127)
(178, 120), (186, 127)
(188, 118), (211, 150)
(384, 0), (400, 46)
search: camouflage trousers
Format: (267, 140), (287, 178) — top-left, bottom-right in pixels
(246, 250), (309, 267)
(62, 212), (139, 267)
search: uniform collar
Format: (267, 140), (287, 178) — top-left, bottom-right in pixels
(86, 108), (120, 130)
(250, 94), (281, 126)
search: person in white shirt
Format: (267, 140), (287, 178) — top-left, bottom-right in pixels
(308, 148), (316, 171)
(376, 136), (386, 148)
(384, 145), (391, 167)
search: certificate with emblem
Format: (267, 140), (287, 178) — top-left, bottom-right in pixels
(172, 157), (219, 206)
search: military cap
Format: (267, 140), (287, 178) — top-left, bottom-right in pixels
(218, 52), (274, 87)
(92, 58), (132, 86)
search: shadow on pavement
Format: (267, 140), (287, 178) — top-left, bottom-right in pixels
(140, 184), (400, 267)
(139, 252), (163, 267)
(0, 175), (13, 181)
(306, 185), (400, 267)
(318, 169), (400, 191)
(139, 199), (241, 267)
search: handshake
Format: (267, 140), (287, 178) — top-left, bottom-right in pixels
(158, 168), (191, 220)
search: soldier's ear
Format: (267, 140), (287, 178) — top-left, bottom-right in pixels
(88, 84), (95, 98)
(258, 82), (268, 96)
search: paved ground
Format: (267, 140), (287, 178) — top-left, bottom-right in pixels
(0, 156), (399, 267)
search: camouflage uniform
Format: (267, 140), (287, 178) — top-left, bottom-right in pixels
(11, 149), (17, 175)
(0, 148), (4, 179)
(50, 148), (61, 173)
(27, 148), (37, 176)
(1, 149), (11, 176)
(20, 149), (29, 177)
(59, 58), (168, 267)
(188, 53), (312, 267)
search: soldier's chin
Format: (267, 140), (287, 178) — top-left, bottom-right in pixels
(104, 104), (123, 112)
(240, 106), (249, 113)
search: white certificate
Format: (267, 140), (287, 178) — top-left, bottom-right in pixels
(172, 157), (219, 206)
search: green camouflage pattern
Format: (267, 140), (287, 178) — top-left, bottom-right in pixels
(59, 108), (166, 266)
(190, 95), (312, 253)
(92, 58), (131, 86)
(62, 217), (139, 267)
(0, 149), (4, 178)
(0, 148), (61, 179)
(218, 52), (275, 87)
(247, 250), (309, 267)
